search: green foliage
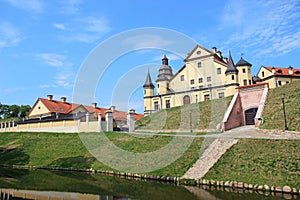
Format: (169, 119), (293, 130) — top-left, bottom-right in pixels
(260, 80), (300, 131)
(204, 139), (300, 188)
(0, 103), (31, 120)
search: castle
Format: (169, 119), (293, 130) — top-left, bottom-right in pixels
(143, 44), (300, 115)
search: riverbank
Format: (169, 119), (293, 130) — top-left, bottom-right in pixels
(0, 131), (299, 189)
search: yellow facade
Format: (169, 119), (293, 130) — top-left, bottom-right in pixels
(29, 100), (51, 119)
(143, 45), (253, 115)
(256, 66), (300, 89)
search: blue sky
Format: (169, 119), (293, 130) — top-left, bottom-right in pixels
(0, 0), (300, 113)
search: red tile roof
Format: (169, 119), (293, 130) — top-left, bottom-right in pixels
(36, 98), (144, 121)
(264, 66), (300, 77)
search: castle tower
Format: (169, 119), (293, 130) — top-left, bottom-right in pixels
(225, 51), (239, 96)
(156, 55), (173, 95)
(143, 70), (154, 115)
(236, 56), (253, 86)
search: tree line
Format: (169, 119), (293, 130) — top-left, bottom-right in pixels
(0, 103), (31, 120)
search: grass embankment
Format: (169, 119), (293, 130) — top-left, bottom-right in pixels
(260, 80), (300, 131)
(204, 139), (300, 188)
(136, 96), (232, 130)
(0, 132), (299, 188)
(0, 132), (205, 177)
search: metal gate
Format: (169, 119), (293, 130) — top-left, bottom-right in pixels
(245, 107), (258, 125)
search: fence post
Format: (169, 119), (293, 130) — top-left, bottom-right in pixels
(127, 109), (136, 133)
(105, 110), (113, 132)
(98, 113), (102, 132)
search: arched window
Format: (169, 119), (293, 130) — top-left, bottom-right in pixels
(183, 95), (190, 105)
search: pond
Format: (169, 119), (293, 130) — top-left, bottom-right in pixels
(0, 167), (298, 200)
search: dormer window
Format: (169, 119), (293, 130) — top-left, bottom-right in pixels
(277, 69), (282, 73)
(295, 71), (300, 74)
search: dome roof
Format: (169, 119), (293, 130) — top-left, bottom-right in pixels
(236, 57), (252, 67)
(157, 54), (173, 81)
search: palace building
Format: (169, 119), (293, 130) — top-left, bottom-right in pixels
(143, 45), (253, 115)
(143, 44), (300, 116)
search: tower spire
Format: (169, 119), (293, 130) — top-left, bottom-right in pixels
(143, 70), (154, 88)
(225, 51), (239, 75)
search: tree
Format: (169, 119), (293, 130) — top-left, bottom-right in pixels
(20, 105), (31, 118)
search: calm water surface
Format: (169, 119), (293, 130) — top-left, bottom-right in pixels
(0, 167), (298, 200)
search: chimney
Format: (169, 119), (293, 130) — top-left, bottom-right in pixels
(212, 47), (217, 54)
(92, 102), (97, 108)
(217, 51), (222, 59)
(223, 57), (228, 63)
(110, 105), (116, 112)
(47, 95), (53, 101)
(288, 65), (293, 75)
(271, 67), (276, 74)
(61, 97), (67, 103)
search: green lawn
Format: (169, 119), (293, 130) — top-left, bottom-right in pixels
(136, 96), (232, 130)
(0, 132), (204, 176)
(204, 139), (300, 188)
(1, 132), (299, 188)
(260, 80), (300, 131)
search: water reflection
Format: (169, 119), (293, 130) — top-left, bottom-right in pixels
(0, 167), (298, 200)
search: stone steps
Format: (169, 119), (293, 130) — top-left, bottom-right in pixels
(182, 138), (238, 179)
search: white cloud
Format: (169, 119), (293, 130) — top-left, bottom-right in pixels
(4, 0), (43, 12)
(53, 23), (67, 30)
(0, 20), (21, 48)
(36, 53), (66, 67)
(124, 34), (173, 49)
(36, 53), (75, 89)
(60, 0), (83, 15)
(219, 0), (300, 58)
(68, 17), (111, 43)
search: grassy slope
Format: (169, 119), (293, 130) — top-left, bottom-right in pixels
(136, 96), (232, 130)
(204, 139), (300, 188)
(0, 132), (204, 177)
(260, 80), (300, 131)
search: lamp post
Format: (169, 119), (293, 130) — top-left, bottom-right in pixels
(190, 111), (193, 133)
(281, 91), (288, 131)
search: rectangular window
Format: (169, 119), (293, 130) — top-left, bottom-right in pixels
(242, 68), (246, 73)
(166, 100), (170, 108)
(180, 75), (184, 81)
(199, 85), (204, 89)
(207, 84), (212, 88)
(278, 81), (282, 86)
(262, 71), (265, 77)
(218, 92), (225, 99)
(207, 76), (211, 82)
(243, 79), (247, 86)
(231, 75), (234, 80)
(204, 94), (210, 101)
(198, 78), (203, 83)
(190, 79), (195, 84)
(286, 81), (289, 84)
(198, 62), (202, 68)
(191, 87), (195, 90)
(154, 101), (159, 111)
(217, 68), (221, 74)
